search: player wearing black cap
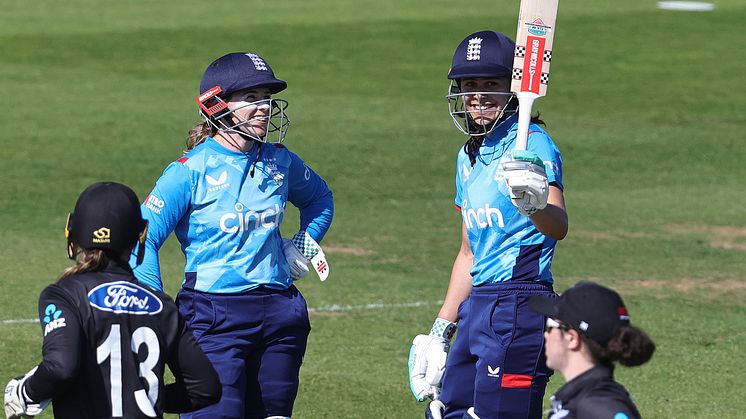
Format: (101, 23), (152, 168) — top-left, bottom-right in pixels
(3, 182), (221, 419)
(529, 281), (656, 419)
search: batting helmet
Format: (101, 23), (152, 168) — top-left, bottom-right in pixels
(448, 31), (516, 80)
(65, 182), (147, 262)
(197, 52), (290, 144)
(199, 52), (287, 97)
(446, 31), (518, 137)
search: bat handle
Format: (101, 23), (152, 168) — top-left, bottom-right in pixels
(514, 91), (539, 151)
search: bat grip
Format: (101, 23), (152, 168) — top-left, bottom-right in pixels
(514, 91), (538, 151)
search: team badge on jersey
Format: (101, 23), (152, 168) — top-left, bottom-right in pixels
(88, 281), (163, 315)
(42, 303), (66, 336)
(267, 163), (285, 186)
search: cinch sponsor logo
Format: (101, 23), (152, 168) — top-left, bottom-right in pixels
(88, 281), (163, 315)
(92, 227), (111, 243)
(145, 194), (165, 214)
(526, 18), (551, 36)
(461, 201), (505, 229)
(43, 303), (66, 336)
(220, 203), (284, 233)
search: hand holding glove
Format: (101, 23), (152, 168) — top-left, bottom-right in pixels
(282, 238), (310, 280)
(502, 150), (549, 216)
(408, 318), (457, 402)
(4, 367), (49, 419)
(283, 231), (328, 281)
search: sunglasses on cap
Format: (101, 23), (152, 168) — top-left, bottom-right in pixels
(544, 318), (570, 333)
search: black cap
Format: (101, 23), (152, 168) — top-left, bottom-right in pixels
(529, 281), (631, 344)
(448, 31), (516, 80)
(199, 52), (287, 97)
(66, 182), (146, 254)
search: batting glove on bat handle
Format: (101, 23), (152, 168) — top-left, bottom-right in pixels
(502, 150), (549, 216)
(282, 239), (310, 280)
(408, 318), (457, 402)
(4, 367), (50, 419)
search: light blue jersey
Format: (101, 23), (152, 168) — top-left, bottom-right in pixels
(455, 115), (563, 286)
(131, 138), (333, 293)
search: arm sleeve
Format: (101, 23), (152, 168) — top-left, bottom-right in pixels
(163, 318), (221, 413)
(131, 162), (192, 291)
(527, 128), (564, 190)
(23, 285), (83, 402)
(286, 151), (334, 242)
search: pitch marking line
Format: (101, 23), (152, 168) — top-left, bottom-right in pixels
(1, 300), (444, 324)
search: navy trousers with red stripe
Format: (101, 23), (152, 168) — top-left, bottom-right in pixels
(439, 282), (555, 419)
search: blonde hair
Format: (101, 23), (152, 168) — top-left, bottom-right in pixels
(59, 248), (109, 280)
(186, 121), (217, 152)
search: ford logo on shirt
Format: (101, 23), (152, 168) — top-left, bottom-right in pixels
(88, 281), (163, 315)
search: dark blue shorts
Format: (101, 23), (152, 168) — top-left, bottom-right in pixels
(176, 285), (311, 419)
(440, 282), (556, 419)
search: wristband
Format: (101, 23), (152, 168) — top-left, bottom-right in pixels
(429, 318), (457, 341)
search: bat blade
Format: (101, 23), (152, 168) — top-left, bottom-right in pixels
(511, 0), (560, 97)
(511, 0), (560, 150)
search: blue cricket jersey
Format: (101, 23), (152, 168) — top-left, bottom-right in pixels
(131, 137), (333, 293)
(455, 115), (563, 286)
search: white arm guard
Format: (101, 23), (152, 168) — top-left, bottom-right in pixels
(4, 367), (50, 419)
(408, 318), (457, 402)
(502, 151), (549, 216)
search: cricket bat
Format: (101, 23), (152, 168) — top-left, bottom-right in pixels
(511, 0), (560, 151)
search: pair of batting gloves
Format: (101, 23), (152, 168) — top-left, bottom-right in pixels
(502, 150), (549, 216)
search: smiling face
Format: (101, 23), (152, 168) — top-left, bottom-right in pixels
(226, 87), (273, 138)
(460, 77), (513, 126)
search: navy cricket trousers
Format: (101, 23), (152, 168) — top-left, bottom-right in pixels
(176, 285), (311, 419)
(440, 282), (555, 419)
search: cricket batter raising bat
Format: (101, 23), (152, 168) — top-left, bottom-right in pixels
(131, 52), (334, 418)
(408, 29), (568, 418)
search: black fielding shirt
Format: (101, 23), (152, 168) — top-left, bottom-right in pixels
(23, 260), (220, 418)
(547, 365), (641, 419)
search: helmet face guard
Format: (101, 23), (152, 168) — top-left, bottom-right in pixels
(446, 80), (517, 137)
(198, 86), (290, 144)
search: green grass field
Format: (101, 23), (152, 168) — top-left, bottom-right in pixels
(1, 0), (745, 417)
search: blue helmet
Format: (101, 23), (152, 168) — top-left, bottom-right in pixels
(200, 52), (287, 96)
(448, 31), (516, 80)
(446, 31), (518, 137)
(197, 52), (290, 144)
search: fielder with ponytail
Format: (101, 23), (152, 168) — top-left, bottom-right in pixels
(529, 281), (656, 419)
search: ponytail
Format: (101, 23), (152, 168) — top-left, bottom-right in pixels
(583, 325), (656, 368)
(59, 249), (109, 280)
(186, 121), (216, 152)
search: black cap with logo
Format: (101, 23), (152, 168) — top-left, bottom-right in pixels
(529, 281), (631, 344)
(65, 182), (147, 259)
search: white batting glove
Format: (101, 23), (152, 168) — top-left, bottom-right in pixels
(282, 239), (310, 280)
(502, 150), (549, 216)
(4, 367), (49, 418)
(426, 400), (445, 419)
(408, 318), (457, 402)
(291, 230), (330, 281)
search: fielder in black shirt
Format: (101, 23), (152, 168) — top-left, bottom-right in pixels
(529, 281), (656, 419)
(4, 182), (221, 419)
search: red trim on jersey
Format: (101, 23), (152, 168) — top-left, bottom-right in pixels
(274, 143), (285, 148)
(454, 205), (461, 212)
(177, 157), (189, 164)
(501, 374), (533, 389)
